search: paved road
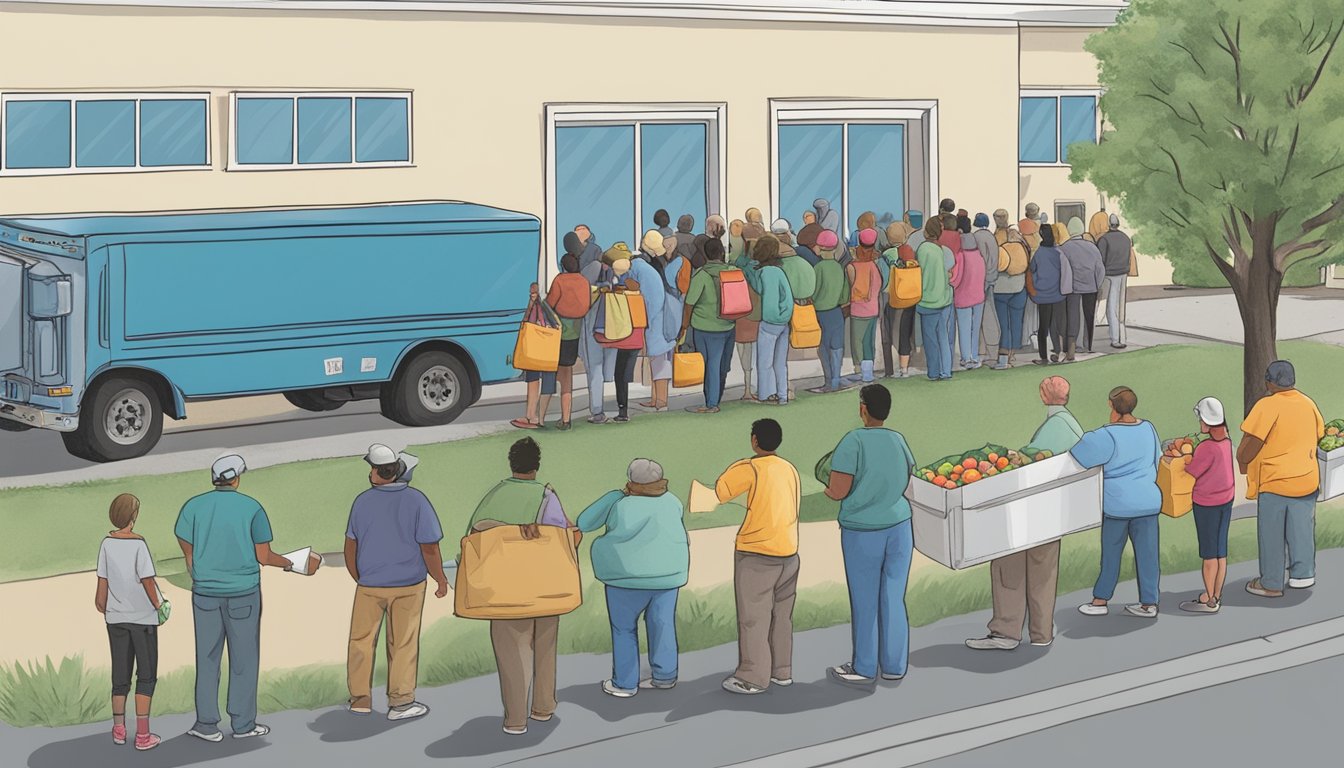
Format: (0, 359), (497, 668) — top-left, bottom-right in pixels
(6, 550), (1342, 768)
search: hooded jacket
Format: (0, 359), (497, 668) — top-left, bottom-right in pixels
(1029, 245), (1072, 305)
(1060, 237), (1107, 294)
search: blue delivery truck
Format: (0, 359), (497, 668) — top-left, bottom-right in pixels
(0, 201), (540, 462)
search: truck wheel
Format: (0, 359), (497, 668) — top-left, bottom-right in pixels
(62, 376), (164, 462)
(382, 350), (474, 427)
(283, 390), (346, 412)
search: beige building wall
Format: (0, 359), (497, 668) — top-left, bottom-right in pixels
(1018, 26), (1172, 285)
(0, 3), (1019, 268)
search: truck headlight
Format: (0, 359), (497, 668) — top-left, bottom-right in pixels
(46, 386), (73, 397)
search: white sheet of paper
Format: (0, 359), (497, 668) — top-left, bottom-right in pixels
(283, 547), (313, 575)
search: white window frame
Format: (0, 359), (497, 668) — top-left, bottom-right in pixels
(769, 99), (939, 234)
(0, 91), (212, 177)
(227, 91), (414, 171)
(1018, 88), (1103, 168)
(543, 102), (728, 285)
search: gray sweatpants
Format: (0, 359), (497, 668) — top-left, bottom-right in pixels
(191, 589), (262, 736)
(1102, 275), (1128, 345)
(1256, 492), (1317, 591)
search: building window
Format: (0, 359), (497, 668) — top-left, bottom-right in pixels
(1019, 91), (1099, 165)
(0, 93), (210, 175)
(229, 92), (412, 170)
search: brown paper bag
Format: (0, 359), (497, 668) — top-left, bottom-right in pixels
(454, 525), (583, 620)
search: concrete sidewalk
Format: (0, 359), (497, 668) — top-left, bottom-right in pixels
(8, 549), (1342, 768)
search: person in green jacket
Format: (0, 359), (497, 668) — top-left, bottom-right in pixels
(737, 235), (795, 404)
(683, 239), (737, 413)
(966, 376), (1082, 652)
(578, 458), (690, 698)
(808, 230), (850, 393)
(915, 217), (955, 380)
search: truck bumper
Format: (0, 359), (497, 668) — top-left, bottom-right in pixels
(0, 401), (78, 431)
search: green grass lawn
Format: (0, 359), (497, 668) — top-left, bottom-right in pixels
(5, 340), (1344, 583)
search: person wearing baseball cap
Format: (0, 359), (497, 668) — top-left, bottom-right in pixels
(809, 228), (850, 394)
(1180, 397), (1237, 613)
(176, 452), (317, 742)
(1241, 360), (1326, 598)
(344, 444), (442, 720)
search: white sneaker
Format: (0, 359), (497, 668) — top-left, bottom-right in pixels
(827, 663), (875, 686)
(348, 704), (372, 715)
(387, 702), (429, 721)
(232, 724), (270, 739)
(187, 728), (223, 743)
(503, 725), (528, 735)
(1078, 602), (1109, 616)
(769, 677), (793, 687)
(1031, 627), (1057, 647)
(965, 634), (1020, 651)
(1124, 603), (1159, 618)
(721, 676), (765, 695)
(1289, 577), (1316, 589)
(880, 672), (905, 681)
(639, 678), (677, 690)
(602, 679), (637, 698)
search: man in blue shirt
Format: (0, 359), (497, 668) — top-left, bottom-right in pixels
(823, 385), (919, 685)
(175, 453), (316, 742)
(1071, 386), (1163, 618)
(344, 444), (447, 721)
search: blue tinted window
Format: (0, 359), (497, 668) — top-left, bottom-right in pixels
(5, 101), (71, 169)
(778, 124), (843, 238)
(75, 101), (135, 168)
(1060, 96), (1097, 163)
(140, 99), (207, 167)
(236, 98), (294, 165)
(555, 125), (636, 260)
(640, 123), (707, 236)
(355, 98), (409, 163)
(847, 124), (905, 237)
(1019, 97), (1058, 163)
(298, 98), (352, 164)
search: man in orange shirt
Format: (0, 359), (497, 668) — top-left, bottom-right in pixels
(1239, 360), (1325, 598)
(714, 418), (802, 695)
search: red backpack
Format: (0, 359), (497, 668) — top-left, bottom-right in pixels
(717, 269), (752, 320)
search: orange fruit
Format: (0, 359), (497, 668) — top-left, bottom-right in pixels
(988, 453), (999, 463)
(979, 461), (993, 473)
(962, 458), (978, 470)
(963, 469), (982, 483)
(996, 457), (1010, 469)
(986, 467), (998, 476)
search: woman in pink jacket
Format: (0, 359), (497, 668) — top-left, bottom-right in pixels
(1181, 397), (1237, 613)
(950, 216), (987, 369)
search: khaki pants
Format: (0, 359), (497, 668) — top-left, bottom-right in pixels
(986, 541), (1061, 644)
(490, 616), (559, 729)
(347, 583), (426, 709)
(733, 551), (800, 689)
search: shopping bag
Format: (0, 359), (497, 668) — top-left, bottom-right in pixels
(626, 291), (649, 329)
(672, 339), (705, 388)
(600, 326), (645, 350)
(718, 269), (752, 319)
(512, 299), (561, 372)
(454, 525), (583, 620)
(789, 302), (821, 349)
(1158, 456), (1195, 518)
(601, 292), (634, 342)
(888, 263), (923, 308)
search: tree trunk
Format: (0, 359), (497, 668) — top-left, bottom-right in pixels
(1232, 220), (1285, 418)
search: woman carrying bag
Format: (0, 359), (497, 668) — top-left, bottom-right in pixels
(511, 283), (563, 430)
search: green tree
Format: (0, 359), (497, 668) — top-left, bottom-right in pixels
(1069, 0), (1344, 415)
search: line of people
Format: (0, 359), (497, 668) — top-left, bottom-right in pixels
(518, 199), (1138, 427)
(91, 359), (1323, 745)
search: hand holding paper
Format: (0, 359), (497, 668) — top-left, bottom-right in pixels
(688, 480), (719, 514)
(282, 547), (323, 576)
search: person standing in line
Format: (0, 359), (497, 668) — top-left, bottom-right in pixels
(512, 281), (558, 431)
(846, 228), (885, 385)
(633, 230), (677, 413)
(735, 223), (766, 402)
(814, 199), (842, 243)
(880, 222), (919, 379)
(996, 209), (1034, 351)
(778, 220), (815, 403)
(96, 493), (165, 751)
(915, 217), (955, 381)
(574, 224), (604, 272)
(795, 222), (822, 266)
(825, 386), (918, 685)
(1180, 398), (1237, 613)
(737, 234), (794, 404)
(966, 377), (1082, 650)
(605, 249), (642, 423)
(580, 234), (618, 424)
(951, 216), (987, 370)
(1059, 217), (1106, 358)
(1097, 214), (1133, 349)
(971, 213), (1000, 368)
(1241, 360), (1326, 598)
(177, 454), (316, 743)
(904, 211), (926, 252)
(1074, 387), (1164, 619)
(683, 238), (736, 414)
(653, 209), (673, 239)
(714, 419), (802, 695)
(808, 230), (851, 394)
(344, 445), (445, 721)
(579, 458), (690, 697)
(1028, 224), (1071, 365)
(544, 253), (592, 430)
(674, 215), (698, 265)
(1018, 203), (1041, 244)
(990, 221), (1030, 370)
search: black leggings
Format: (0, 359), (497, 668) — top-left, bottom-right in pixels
(880, 305), (917, 375)
(108, 623), (158, 697)
(614, 349), (639, 413)
(1036, 301), (1065, 360)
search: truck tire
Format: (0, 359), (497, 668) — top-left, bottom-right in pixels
(62, 376), (164, 462)
(283, 390), (346, 412)
(382, 350), (474, 427)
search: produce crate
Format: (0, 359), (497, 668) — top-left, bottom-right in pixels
(905, 453), (1103, 570)
(1158, 456), (1195, 518)
(1320, 446), (1344, 502)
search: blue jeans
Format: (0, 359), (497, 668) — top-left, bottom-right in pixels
(1093, 515), (1160, 605)
(841, 522), (914, 679)
(191, 589), (262, 735)
(955, 303), (984, 364)
(605, 586), (679, 691)
(693, 329), (735, 408)
(756, 321), (789, 401)
(1256, 492), (1317, 591)
(994, 290), (1027, 354)
(917, 305), (954, 380)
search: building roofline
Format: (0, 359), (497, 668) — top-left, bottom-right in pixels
(8, 1), (1126, 28)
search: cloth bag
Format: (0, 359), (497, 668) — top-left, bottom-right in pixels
(789, 301), (821, 349)
(718, 269), (752, 319)
(888, 263), (923, 308)
(672, 337), (704, 387)
(597, 291), (633, 342)
(512, 299), (561, 372)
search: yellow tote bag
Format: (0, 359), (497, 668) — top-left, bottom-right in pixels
(454, 525), (583, 620)
(673, 349), (705, 388)
(603, 292), (634, 341)
(512, 300), (561, 372)
(789, 302), (821, 349)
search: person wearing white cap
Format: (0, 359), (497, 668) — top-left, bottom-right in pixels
(175, 452), (317, 742)
(343, 444), (444, 720)
(577, 458), (689, 698)
(1180, 398), (1236, 613)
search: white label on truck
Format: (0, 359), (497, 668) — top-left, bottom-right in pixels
(324, 357), (343, 376)
(360, 357), (377, 373)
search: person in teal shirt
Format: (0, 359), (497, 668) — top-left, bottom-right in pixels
(737, 235), (794, 403)
(915, 217), (955, 380)
(823, 385), (918, 685)
(577, 458), (690, 697)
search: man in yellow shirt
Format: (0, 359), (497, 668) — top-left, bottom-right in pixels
(714, 418), (802, 695)
(1239, 361), (1325, 598)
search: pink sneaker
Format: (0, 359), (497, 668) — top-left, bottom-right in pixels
(112, 724), (127, 745)
(135, 733), (161, 751)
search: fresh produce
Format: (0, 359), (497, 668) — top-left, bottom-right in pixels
(1322, 420), (1344, 452)
(1163, 433), (1206, 459)
(916, 444), (1010, 488)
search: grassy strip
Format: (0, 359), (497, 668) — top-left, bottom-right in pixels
(6, 340), (1344, 583)
(6, 504), (1342, 728)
